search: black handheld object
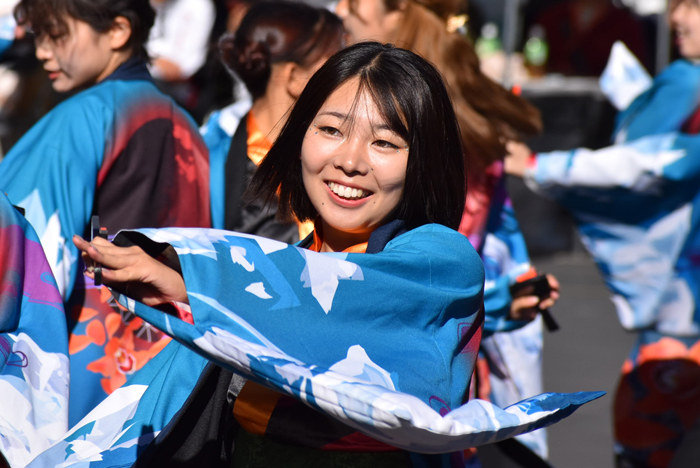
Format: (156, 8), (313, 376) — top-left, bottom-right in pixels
(509, 274), (560, 332)
(90, 216), (109, 286)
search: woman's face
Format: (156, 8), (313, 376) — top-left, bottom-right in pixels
(671, 1), (700, 60)
(301, 77), (409, 247)
(335, 0), (402, 44)
(35, 17), (116, 92)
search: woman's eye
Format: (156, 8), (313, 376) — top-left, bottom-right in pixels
(319, 126), (341, 137)
(374, 139), (399, 149)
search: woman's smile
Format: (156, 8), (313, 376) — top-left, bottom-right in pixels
(326, 181), (372, 201)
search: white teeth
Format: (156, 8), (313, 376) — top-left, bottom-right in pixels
(327, 182), (369, 200)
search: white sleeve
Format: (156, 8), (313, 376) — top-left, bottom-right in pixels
(147, 0), (216, 79)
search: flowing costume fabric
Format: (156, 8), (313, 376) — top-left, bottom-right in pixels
(525, 59), (700, 467)
(0, 59), (211, 428)
(460, 163), (547, 458)
(0, 205), (602, 467)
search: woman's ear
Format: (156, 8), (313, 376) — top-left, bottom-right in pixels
(286, 63), (306, 99)
(110, 16), (132, 50)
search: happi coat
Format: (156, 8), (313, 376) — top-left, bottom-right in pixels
(0, 193), (602, 467)
(524, 59), (700, 466)
(0, 58), (210, 427)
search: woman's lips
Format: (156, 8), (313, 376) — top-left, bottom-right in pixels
(327, 181), (371, 200)
(325, 181), (372, 207)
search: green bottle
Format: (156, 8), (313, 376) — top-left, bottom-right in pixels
(476, 23), (502, 58)
(524, 25), (549, 76)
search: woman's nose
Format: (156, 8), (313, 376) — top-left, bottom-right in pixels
(34, 38), (52, 61)
(334, 140), (370, 176)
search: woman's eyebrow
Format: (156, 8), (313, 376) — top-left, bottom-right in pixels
(372, 123), (393, 132)
(317, 111), (347, 119)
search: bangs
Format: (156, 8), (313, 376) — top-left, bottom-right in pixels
(16, 1), (70, 38)
(341, 72), (411, 143)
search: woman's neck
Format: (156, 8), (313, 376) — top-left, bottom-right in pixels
(318, 221), (371, 253)
(250, 90), (295, 143)
(96, 50), (133, 83)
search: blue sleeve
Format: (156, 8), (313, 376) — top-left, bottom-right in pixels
(121, 224), (484, 411)
(481, 197), (532, 335)
(0, 93), (107, 299)
(616, 60), (700, 141)
(526, 132), (700, 222)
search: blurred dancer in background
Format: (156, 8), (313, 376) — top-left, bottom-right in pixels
(506, 1), (700, 466)
(201, 1), (344, 240)
(0, 0), (210, 427)
(147, 0), (215, 112)
(336, 0), (559, 461)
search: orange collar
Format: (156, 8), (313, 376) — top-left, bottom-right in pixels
(310, 221), (368, 254)
(246, 111), (272, 166)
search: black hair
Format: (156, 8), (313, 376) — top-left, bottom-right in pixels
(246, 42), (466, 230)
(15, 0), (155, 61)
(219, 1), (345, 100)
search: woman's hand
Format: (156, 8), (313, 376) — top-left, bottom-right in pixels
(504, 141), (533, 178)
(509, 274), (560, 321)
(73, 235), (189, 306)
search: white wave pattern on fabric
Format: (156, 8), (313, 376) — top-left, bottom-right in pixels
(230, 246), (255, 272)
(187, 323), (596, 453)
(17, 190), (73, 299)
(579, 202), (693, 330)
(0, 334), (69, 468)
(138, 228), (289, 257)
(299, 249), (365, 314)
(26, 385), (149, 468)
(187, 293), (284, 353)
(244, 282), (272, 299)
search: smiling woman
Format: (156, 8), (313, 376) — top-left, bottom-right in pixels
(247, 42), (467, 248)
(300, 78), (409, 251)
(66, 42), (598, 468)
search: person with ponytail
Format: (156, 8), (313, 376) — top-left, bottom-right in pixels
(336, 0), (558, 459)
(201, 1), (345, 241)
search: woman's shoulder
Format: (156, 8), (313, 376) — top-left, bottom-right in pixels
(386, 224), (482, 265)
(655, 60), (700, 91)
(51, 80), (164, 121)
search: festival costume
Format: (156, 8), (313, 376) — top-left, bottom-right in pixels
(459, 163), (547, 459)
(202, 104), (312, 240)
(524, 59), (700, 467)
(0, 58), (210, 427)
(0, 194), (602, 467)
